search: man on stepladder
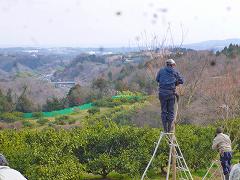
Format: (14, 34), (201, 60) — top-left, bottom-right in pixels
(156, 59), (184, 133)
(212, 127), (232, 180)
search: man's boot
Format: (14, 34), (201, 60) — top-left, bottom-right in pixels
(224, 173), (229, 180)
(168, 122), (173, 133)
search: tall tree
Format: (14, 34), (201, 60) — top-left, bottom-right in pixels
(43, 97), (65, 111)
(67, 84), (83, 107)
(92, 78), (110, 93)
(0, 89), (14, 112)
(16, 86), (34, 113)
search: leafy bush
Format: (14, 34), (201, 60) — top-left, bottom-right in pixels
(22, 121), (33, 128)
(75, 121), (217, 177)
(48, 122), (54, 127)
(54, 115), (70, 125)
(32, 112), (43, 118)
(0, 128), (83, 179)
(36, 118), (49, 125)
(56, 115), (70, 121)
(0, 112), (23, 123)
(54, 115), (77, 125)
(12, 112), (24, 118)
(87, 107), (100, 115)
(94, 96), (144, 108)
(74, 121), (159, 177)
(68, 119), (76, 125)
(42, 97), (66, 112)
(0, 119), (239, 179)
(55, 119), (66, 125)
(86, 102), (146, 126)
(94, 97), (118, 107)
(176, 125), (216, 170)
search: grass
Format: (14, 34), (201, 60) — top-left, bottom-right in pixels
(232, 152), (240, 164)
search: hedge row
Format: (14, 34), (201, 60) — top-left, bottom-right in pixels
(3, 118), (239, 179)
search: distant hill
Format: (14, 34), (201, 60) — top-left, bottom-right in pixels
(183, 38), (240, 51)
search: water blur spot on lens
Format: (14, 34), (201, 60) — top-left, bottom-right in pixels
(194, 16), (199, 21)
(210, 61), (216, 66)
(143, 12), (148, 17)
(65, 8), (71, 13)
(75, 0), (80, 6)
(135, 36), (140, 41)
(116, 11), (122, 16)
(149, 3), (154, 7)
(226, 6), (231, 12)
(30, 37), (39, 45)
(48, 18), (53, 24)
(158, 8), (168, 13)
(151, 20), (157, 25)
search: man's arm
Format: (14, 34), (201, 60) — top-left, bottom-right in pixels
(212, 137), (219, 150)
(175, 71), (184, 85)
(156, 71), (160, 83)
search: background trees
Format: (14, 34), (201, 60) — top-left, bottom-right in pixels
(67, 84), (83, 107)
(0, 89), (14, 112)
(15, 86), (34, 113)
(42, 97), (66, 112)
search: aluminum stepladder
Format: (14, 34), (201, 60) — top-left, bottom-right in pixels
(141, 94), (193, 180)
(141, 131), (193, 180)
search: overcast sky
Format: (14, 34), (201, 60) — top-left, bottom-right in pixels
(0, 0), (239, 47)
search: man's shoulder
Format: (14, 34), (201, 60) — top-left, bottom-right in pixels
(159, 67), (179, 74)
(221, 133), (230, 139)
(216, 133), (231, 142)
(213, 135), (219, 141)
(159, 67), (166, 71)
(214, 134), (222, 141)
(158, 67), (166, 73)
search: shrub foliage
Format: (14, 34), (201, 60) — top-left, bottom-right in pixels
(1, 118), (239, 179)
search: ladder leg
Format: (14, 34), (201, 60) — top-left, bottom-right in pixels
(166, 136), (174, 180)
(141, 132), (165, 180)
(202, 162), (215, 180)
(175, 139), (194, 180)
(176, 150), (189, 179)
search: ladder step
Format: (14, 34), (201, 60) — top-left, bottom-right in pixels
(161, 132), (174, 135)
(177, 167), (189, 171)
(176, 155), (183, 159)
(169, 143), (177, 146)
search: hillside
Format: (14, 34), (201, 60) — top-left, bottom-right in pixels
(183, 38), (240, 51)
(52, 49), (240, 125)
(52, 52), (150, 85)
(0, 77), (65, 106)
(52, 55), (109, 85)
(1, 45), (240, 124)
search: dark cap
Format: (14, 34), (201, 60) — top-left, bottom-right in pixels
(216, 127), (223, 134)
